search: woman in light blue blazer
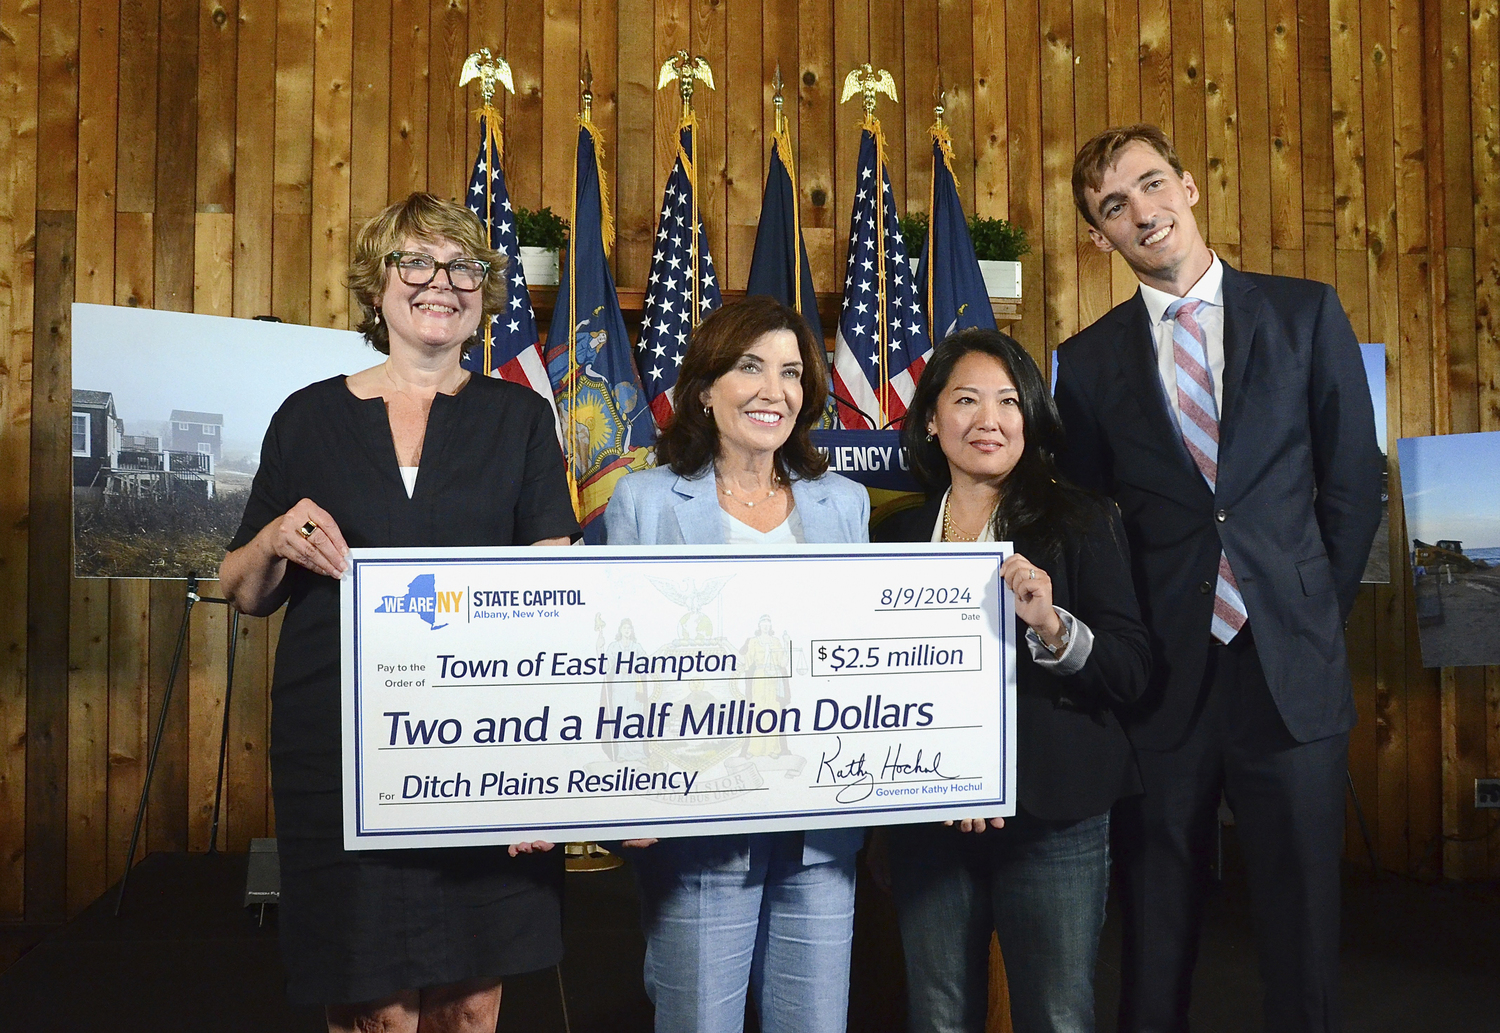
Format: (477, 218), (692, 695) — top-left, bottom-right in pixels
(605, 296), (869, 1033)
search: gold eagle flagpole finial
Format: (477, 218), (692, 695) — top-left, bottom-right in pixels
(460, 47), (515, 109)
(658, 49), (715, 123)
(840, 62), (897, 119)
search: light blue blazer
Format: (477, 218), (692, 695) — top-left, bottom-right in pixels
(603, 463), (870, 868)
(604, 463), (870, 548)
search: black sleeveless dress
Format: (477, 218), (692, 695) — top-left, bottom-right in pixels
(228, 375), (578, 1005)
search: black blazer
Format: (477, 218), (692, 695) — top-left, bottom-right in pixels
(1054, 264), (1384, 751)
(875, 498), (1149, 822)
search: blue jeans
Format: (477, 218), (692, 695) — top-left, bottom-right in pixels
(887, 810), (1111, 1033)
(633, 831), (857, 1033)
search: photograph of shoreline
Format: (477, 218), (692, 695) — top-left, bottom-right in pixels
(71, 304), (375, 578)
(1395, 430), (1500, 668)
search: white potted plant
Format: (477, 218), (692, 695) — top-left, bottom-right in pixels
(969, 214), (1028, 300)
(514, 206), (567, 287)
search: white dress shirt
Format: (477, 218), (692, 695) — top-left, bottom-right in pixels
(1138, 252), (1226, 419)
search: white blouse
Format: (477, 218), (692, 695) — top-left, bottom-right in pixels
(720, 506), (805, 546)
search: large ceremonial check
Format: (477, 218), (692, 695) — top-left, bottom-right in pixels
(341, 544), (1017, 850)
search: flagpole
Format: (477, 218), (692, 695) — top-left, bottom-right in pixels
(460, 49), (515, 377)
(659, 52), (714, 333)
(928, 83), (949, 347)
(563, 68), (592, 517)
(483, 116), (495, 374)
(773, 64), (803, 319)
(689, 115), (700, 331)
(873, 118), (889, 428)
(842, 64), (898, 428)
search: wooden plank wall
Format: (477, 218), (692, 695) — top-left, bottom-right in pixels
(2, 0), (1498, 937)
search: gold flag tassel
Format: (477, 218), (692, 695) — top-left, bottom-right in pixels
(581, 119), (615, 258)
(563, 66), (590, 521)
(682, 109), (702, 330)
(771, 64), (806, 318)
(927, 81), (957, 341)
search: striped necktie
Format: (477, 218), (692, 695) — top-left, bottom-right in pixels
(1166, 298), (1247, 644)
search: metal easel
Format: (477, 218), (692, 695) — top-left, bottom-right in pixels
(114, 573), (243, 915)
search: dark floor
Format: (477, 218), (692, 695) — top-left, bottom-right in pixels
(0, 842), (1496, 1032)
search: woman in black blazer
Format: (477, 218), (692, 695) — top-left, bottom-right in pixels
(874, 329), (1150, 1033)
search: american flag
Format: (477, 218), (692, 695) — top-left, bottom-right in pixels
(460, 109), (557, 421)
(831, 126), (930, 429)
(636, 121), (722, 428)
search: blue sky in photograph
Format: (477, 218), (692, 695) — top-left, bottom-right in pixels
(1396, 431), (1500, 550)
(1360, 344), (1387, 454)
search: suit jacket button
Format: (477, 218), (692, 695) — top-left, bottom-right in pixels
(1199, 581), (1212, 594)
(1215, 509), (1228, 522)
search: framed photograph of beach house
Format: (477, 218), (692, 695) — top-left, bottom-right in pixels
(1395, 430), (1500, 668)
(71, 303), (376, 578)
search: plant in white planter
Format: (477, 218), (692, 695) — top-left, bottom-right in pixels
(969, 215), (1029, 300)
(514, 206), (568, 287)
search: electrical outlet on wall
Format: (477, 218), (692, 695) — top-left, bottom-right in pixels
(1476, 779), (1500, 809)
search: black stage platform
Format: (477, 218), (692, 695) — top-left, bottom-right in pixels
(1, 847), (1497, 1032)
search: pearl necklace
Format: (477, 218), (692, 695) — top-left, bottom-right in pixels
(718, 476), (782, 508)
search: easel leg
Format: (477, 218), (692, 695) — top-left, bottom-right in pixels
(114, 580), (198, 916)
(208, 610), (241, 854)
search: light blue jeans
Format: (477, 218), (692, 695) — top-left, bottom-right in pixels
(887, 810), (1111, 1033)
(632, 831), (857, 1033)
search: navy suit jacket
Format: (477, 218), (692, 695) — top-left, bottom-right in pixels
(1054, 264), (1383, 750)
(875, 496), (1148, 821)
(603, 464), (870, 867)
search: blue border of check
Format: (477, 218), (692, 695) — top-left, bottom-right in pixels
(349, 550), (1012, 840)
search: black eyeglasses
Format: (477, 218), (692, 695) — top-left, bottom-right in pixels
(384, 251), (490, 292)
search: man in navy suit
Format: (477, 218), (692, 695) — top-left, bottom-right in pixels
(1054, 125), (1383, 1032)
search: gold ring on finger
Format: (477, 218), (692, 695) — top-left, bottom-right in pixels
(298, 519), (318, 540)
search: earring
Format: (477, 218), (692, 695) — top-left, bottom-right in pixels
(703, 404), (712, 416)
(926, 431), (936, 442)
(374, 308), (382, 325)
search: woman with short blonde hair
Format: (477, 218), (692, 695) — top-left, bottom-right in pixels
(220, 192), (576, 1033)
